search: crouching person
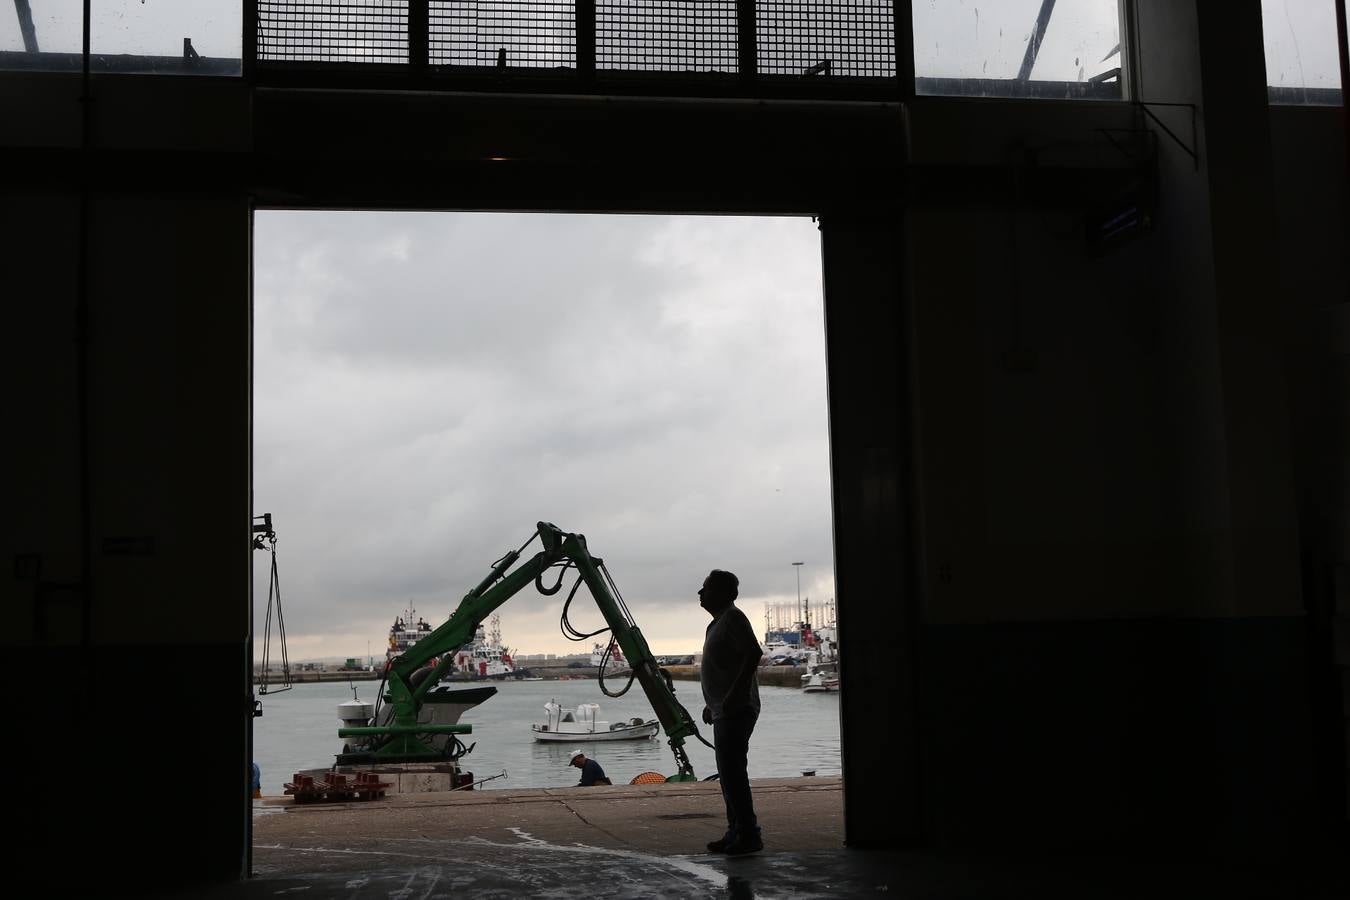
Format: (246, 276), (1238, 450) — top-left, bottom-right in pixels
(569, 750), (611, 786)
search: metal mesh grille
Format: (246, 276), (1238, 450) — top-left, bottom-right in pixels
(597, 1), (738, 73)
(430, 2), (576, 68)
(756, 1), (893, 77)
(253, 1), (900, 79)
(258, 1), (409, 62)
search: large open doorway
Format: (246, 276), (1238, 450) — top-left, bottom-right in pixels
(248, 210), (844, 872)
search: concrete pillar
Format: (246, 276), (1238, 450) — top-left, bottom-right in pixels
(819, 215), (921, 846)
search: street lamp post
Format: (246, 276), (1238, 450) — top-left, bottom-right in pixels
(792, 561), (804, 625)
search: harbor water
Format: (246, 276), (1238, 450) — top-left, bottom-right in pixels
(252, 676), (840, 796)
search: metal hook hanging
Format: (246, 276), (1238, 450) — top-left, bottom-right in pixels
(253, 513), (293, 700)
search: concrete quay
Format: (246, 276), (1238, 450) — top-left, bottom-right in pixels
(235, 777), (841, 898)
(183, 775), (1349, 900)
(251, 776), (843, 854)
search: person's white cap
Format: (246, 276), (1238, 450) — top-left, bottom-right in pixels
(569, 749), (584, 763)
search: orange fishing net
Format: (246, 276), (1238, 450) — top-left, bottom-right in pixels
(629, 772), (668, 785)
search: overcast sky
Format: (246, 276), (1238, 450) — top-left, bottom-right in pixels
(912, 0), (1121, 81)
(252, 212), (834, 661)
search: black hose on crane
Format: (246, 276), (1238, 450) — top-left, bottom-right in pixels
(559, 573), (610, 643)
(548, 548), (716, 754)
(597, 637), (638, 699)
(535, 560), (573, 596)
(554, 564), (639, 696)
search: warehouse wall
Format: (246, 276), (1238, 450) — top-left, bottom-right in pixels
(2, 1), (1346, 887)
(1270, 102), (1350, 828)
(2, 75), (253, 885)
(841, 0), (1340, 855)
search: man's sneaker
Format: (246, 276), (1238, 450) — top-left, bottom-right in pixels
(723, 832), (764, 856)
(706, 833), (736, 853)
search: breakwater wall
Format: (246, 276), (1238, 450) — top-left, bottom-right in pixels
(665, 665), (802, 688)
(252, 666), (600, 686)
(253, 671), (380, 685)
(254, 665), (804, 687)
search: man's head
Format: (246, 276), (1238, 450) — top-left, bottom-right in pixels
(699, 569), (739, 616)
(569, 749), (586, 768)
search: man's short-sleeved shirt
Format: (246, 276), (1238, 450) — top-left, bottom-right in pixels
(701, 604), (762, 721)
(578, 758), (607, 786)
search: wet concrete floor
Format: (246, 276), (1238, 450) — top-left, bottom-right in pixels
(238, 777), (840, 898)
(176, 777), (1347, 900)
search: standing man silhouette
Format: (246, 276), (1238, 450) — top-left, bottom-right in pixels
(699, 569), (764, 855)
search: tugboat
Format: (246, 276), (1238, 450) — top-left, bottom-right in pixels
(448, 614), (520, 680)
(331, 607), (504, 769)
(591, 636), (630, 673)
(386, 606), (435, 667)
(386, 608), (526, 681)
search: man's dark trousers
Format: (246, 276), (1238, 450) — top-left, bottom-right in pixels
(713, 709), (759, 839)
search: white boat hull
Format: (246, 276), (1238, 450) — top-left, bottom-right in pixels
(532, 722), (659, 742)
(801, 672), (840, 693)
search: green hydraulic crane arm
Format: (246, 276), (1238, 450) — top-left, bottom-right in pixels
(560, 532), (702, 767)
(372, 522), (705, 777)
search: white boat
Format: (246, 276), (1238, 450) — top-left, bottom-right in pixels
(762, 601), (839, 668)
(450, 614), (518, 680)
(531, 700), (659, 742)
(801, 664), (840, 693)
(591, 637), (630, 672)
(385, 608), (532, 681)
(763, 622), (831, 665)
(386, 606), (435, 666)
(800, 646), (840, 693)
(764, 639), (811, 665)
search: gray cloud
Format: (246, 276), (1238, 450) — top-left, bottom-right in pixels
(253, 212), (834, 658)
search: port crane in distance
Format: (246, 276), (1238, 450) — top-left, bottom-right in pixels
(339, 521), (707, 781)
